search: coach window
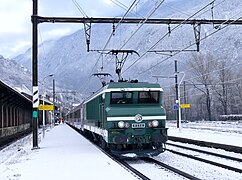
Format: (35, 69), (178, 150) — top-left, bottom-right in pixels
(138, 91), (159, 104)
(110, 92), (132, 104)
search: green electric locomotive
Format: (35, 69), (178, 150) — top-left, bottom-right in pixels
(78, 80), (168, 157)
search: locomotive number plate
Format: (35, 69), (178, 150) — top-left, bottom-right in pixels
(132, 123), (145, 128)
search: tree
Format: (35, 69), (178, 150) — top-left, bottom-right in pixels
(187, 53), (216, 121)
(213, 59), (234, 116)
(233, 71), (242, 114)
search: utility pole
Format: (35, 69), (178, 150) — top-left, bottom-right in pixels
(31, 1), (242, 145)
(31, 0), (39, 149)
(53, 79), (55, 125)
(174, 60), (179, 128)
(154, 61), (179, 127)
(183, 81), (187, 121)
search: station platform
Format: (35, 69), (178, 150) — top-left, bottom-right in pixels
(0, 124), (137, 180)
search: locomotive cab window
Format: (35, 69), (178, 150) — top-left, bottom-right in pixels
(138, 91), (159, 104)
(110, 92), (133, 104)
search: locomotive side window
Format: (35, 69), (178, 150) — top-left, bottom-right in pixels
(110, 92), (133, 104)
(138, 91), (159, 104)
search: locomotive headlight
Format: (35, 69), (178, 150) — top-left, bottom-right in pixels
(118, 121), (125, 128)
(152, 120), (159, 127)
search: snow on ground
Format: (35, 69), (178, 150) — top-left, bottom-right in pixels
(153, 150), (242, 180)
(167, 120), (242, 147)
(124, 120), (242, 180)
(0, 124), (138, 180)
(0, 121), (242, 180)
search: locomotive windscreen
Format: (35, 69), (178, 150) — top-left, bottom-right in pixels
(138, 91), (159, 104)
(110, 92), (133, 104)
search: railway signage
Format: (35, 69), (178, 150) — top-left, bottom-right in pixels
(180, 104), (191, 109)
(132, 123), (145, 128)
(32, 111), (38, 118)
(173, 104), (179, 110)
(38, 105), (54, 110)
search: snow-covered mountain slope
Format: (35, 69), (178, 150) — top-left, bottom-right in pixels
(0, 55), (31, 92)
(13, 0), (242, 95)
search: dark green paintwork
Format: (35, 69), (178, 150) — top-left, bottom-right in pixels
(84, 81), (167, 145)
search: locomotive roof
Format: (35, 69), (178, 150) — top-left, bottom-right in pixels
(83, 81), (163, 104)
(107, 81), (162, 89)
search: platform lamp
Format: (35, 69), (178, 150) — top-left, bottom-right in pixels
(42, 73), (54, 138)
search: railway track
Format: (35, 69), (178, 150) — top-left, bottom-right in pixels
(140, 157), (201, 180)
(118, 156), (203, 180)
(69, 123), (204, 179)
(111, 152), (204, 180)
(168, 136), (242, 154)
(110, 156), (151, 180)
(167, 142), (242, 162)
(166, 142), (242, 173)
(0, 128), (32, 151)
(69, 123), (242, 179)
(102, 147), (203, 180)
(68, 123), (149, 179)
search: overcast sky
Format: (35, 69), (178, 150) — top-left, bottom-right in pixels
(0, 0), (134, 58)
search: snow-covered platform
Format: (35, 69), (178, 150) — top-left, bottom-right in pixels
(1, 121), (242, 180)
(0, 124), (137, 180)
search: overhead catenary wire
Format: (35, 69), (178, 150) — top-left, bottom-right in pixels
(121, 0), (218, 75)
(160, 72), (242, 114)
(165, 76), (242, 100)
(136, 14), (242, 76)
(111, 0), (143, 17)
(166, 6), (242, 80)
(161, 56), (242, 91)
(158, 49), (242, 105)
(89, 0), (163, 77)
(38, 29), (48, 79)
(89, 0), (139, 75)
(163, 3), (190, 17)
(78, 1), (234, 97)
(79, 0), (139, 95)
(119, 0), (165, 50)
(71, 0), (88, 17)
(144, 26), (241, 76)
(84, 0), (219, 82)
(176, 52), (239, 83)
(159, 56), (242, 115)
(104, 0), (164, 64)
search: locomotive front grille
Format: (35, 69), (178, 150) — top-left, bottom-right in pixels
(132, 123), (145, 128)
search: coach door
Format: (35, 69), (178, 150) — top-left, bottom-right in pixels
(99, 94), (105, 128)
(100, 103), (105, 128)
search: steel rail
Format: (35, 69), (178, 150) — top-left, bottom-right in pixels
(168, 136), (242, 154)
(141, 157), (201, 180)
(166, 142), (242, 163)
(0, 128), (32, 151)
(111, 156), (151, 180)
(166, 149), (242, 173)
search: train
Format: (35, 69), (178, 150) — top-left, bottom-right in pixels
(66, 80), (168, 157)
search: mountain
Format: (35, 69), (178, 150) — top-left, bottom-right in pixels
(0, 55), (31, 92)
(13, 0), (242, 97)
